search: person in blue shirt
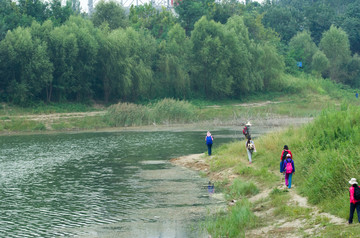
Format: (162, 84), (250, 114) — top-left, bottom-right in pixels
(205, 131), (214, 156)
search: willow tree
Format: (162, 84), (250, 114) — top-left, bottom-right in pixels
(190, 16), (233, 98)
(319, 25), (351, 83)
(156, 24), (191, 99)
(0, 27), (53, 105)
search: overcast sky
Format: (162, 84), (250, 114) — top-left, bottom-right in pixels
(78, 0), (265, 13)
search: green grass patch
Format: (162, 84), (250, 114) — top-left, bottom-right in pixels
(205, 199), (257, 238)
(228, 178), (259, 198)
(234, 166), (278, 185)
(1, 119), (47, 132)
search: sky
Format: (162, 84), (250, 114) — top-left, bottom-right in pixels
(78, 0), (265, 13)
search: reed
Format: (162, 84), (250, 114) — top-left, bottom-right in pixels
(205, 199), (257, 238)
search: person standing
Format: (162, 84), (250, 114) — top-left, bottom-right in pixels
(243, 122), (252, 139)
(348, 178), (360, 224)
(245, 137), (256, 164)
(205, 131), (214, 156)
(283, 154), (295, 189)
(280, 145), (293, 173)
(356, 92), (359, 99)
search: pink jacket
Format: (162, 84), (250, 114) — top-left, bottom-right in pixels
(349, 186), (360, 204)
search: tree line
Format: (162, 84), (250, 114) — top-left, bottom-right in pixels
(0, 0), (359, 105)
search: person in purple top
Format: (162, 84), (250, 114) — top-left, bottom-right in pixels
(283, 154), (295, 189)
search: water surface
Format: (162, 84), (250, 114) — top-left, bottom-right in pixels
(0, 130), (242, 237)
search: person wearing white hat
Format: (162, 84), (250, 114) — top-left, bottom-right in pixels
(348, 178), (360, 224)
(243, 122), (251, 139)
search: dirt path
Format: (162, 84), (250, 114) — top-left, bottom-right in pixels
(171, 153), (346, 237)
(5, 111), (107, 121)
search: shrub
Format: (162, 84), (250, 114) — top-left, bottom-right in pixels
(152, 98), (195, 124)
(105, 102), (150, 127)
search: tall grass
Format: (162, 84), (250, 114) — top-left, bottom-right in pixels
(105, 98), (196, 127)
(245, 104), (360, 220)
(205, 199), (257, 238)
(105, 102), (151, 127)
(152, 98), (196, 124)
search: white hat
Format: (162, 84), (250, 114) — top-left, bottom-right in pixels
(286, 154), (291, 157)
(349, 178), (358, 185)
(245, 121), (252, 126)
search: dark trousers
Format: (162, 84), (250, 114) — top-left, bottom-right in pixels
(349, 202), (360, 223)
(207, 144), (212, 155)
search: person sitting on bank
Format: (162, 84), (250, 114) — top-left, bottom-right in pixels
(348, 178), (360, 224)
(245, 137), (256, 164)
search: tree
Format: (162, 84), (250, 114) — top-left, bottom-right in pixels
(174, 0), (213, 35)
(319, 25), (351, 83)
(156, 24), (191, 98)
(190, 16), (233, 98)
(340, 1), (360, 54)
(209, 0), (245, 24)
(225, 15), (254, 96)
(303, 2), (334, 45)
(48, 0), (73, 26)
(129, 4), (177, 40)
(311, 50), (329, 78)
(345, 54), (360, 87)
(91, 0), (127, 30)
(288, 31), (318, 73)
(0, 27), (53, 105)
(261, 5), (303, 43)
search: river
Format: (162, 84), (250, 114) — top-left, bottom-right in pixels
(0, 129), (253, 237)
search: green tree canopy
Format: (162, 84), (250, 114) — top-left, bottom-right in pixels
(91, 0), (128, 30)
(319, 25), (351, 83)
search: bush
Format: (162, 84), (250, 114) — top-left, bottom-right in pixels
(152, 98), (195, 124)
(105, 102), (150, 127)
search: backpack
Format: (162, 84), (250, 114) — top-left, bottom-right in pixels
(247, 143), (254, 150)
(354, 185), (360, 200)
(285, 159), (293, 174)
(282, 150), (289, 162)
(206, 136), (213, 145)
(243, 126), (248, 135)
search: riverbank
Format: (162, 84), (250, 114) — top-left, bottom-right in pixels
(0, 104), (313, 136)
(171, 105), (360, 238)
(171, 152), (347, 237)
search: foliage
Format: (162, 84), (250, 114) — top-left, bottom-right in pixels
(155, 24), (191, 99)
(174, 0), (212, 35)
(319, 25), (351, 83)
(106, 102), (150, 127)
(1, 0), (360, 106)
(152, 98), (195, 123)
(105, 98), (195, 127)
(205, 199), (256, 238)
(229, 178), (259, 198)
(288, 31), (318, 73)
(91, 0), (128, 30)
(129, 4), (177, 39)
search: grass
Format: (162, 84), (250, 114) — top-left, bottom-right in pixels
(203, 103), (360, 237)
(205, 199), (257, 238)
